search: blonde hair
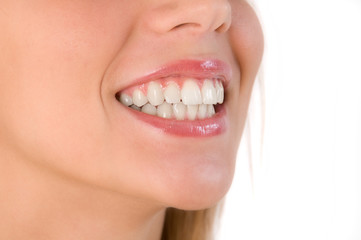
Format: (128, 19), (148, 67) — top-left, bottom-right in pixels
(161, 204), (221, 240)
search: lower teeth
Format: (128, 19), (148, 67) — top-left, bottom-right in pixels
(121, 99), (218, 120)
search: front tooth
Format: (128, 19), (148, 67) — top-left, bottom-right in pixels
(120, 93), (133, 106)
(141, 103), (157, 115)
(201, 79), (217, 104)
(133, 89), (148, 107)
(187, 105), (198, 120)
(207, 104), (215, 117)
(215, 80), (224, 104)
(173, 103), (186, 120)
(181, 80), (202, 105)
(164, 82), (181, 104)
(157, 102), (173, 119)
(147, 81), (164, 106)
(197, 104), (207, 119)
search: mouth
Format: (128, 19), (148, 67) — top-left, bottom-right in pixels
(114, 59), (231, 137)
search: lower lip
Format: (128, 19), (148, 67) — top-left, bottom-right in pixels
(127, 105), (227, 137)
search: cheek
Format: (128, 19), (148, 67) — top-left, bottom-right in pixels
(0, 2), (135, 180)
(230, 1), (264, 83)
(228, 0), (264, 130)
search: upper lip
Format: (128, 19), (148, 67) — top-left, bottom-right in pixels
(116, 59), (232, 92)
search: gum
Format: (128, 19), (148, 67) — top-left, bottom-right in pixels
(120, 77), (221, 96)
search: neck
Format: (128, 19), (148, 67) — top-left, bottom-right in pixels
(0, 150), (166, 240)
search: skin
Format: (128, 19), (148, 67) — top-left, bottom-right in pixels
(0, 0), (263, 239)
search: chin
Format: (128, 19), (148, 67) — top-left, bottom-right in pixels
(164, 163), (235, 211)
(137, 135), (239, 211)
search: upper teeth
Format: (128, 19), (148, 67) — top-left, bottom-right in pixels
(164, 82), (181, 104)
(117, 78), (224, 120)
(201, 79), (217, 104)
(181, 80), (202, 105)
(147, 81), (164, 106)
(132, 89), (147, 107)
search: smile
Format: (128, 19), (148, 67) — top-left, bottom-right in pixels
(114, 59), (231, 137)
(116, 77), (224, 120)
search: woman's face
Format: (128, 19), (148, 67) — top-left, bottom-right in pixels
(0, 0), (263, 209)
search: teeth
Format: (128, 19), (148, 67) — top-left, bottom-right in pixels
(157, 102), (173, 119)
(127, 103), (217, 120)
(187, 105), (198, 120)
(147, 81), (164, 106)
(207, 104), (215, 117)
(133, 89), (148, 107)
(215, 80), (224, 104)
(130, 105), (141, 111)
(119, 78), (224, 120)
(164, 82), (181, 104)
(181, 80), (202, 105)
(197, 104), (208, 119)
(201, 79), (217, 104)
(141, 103), (157, 116)
(119, 93), (133, 106)
(173, 103), (186, 120)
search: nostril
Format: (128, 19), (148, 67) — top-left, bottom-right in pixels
(215, 22), (230, 33)
(170, 22), (201, 31)
(172, 23), (187, 30)
(214, 5), (232, 33)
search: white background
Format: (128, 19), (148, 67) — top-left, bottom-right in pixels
(217, 0), (361, 239)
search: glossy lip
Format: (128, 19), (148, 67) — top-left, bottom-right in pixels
(128, 105), (227, 137)
(116, 59), (232, 92)
(116, 59), (231, 137)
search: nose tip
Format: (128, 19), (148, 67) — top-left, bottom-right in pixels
(145, 0), (232, 35)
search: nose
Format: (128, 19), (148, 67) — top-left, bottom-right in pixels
(144, 0), (232, 34)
